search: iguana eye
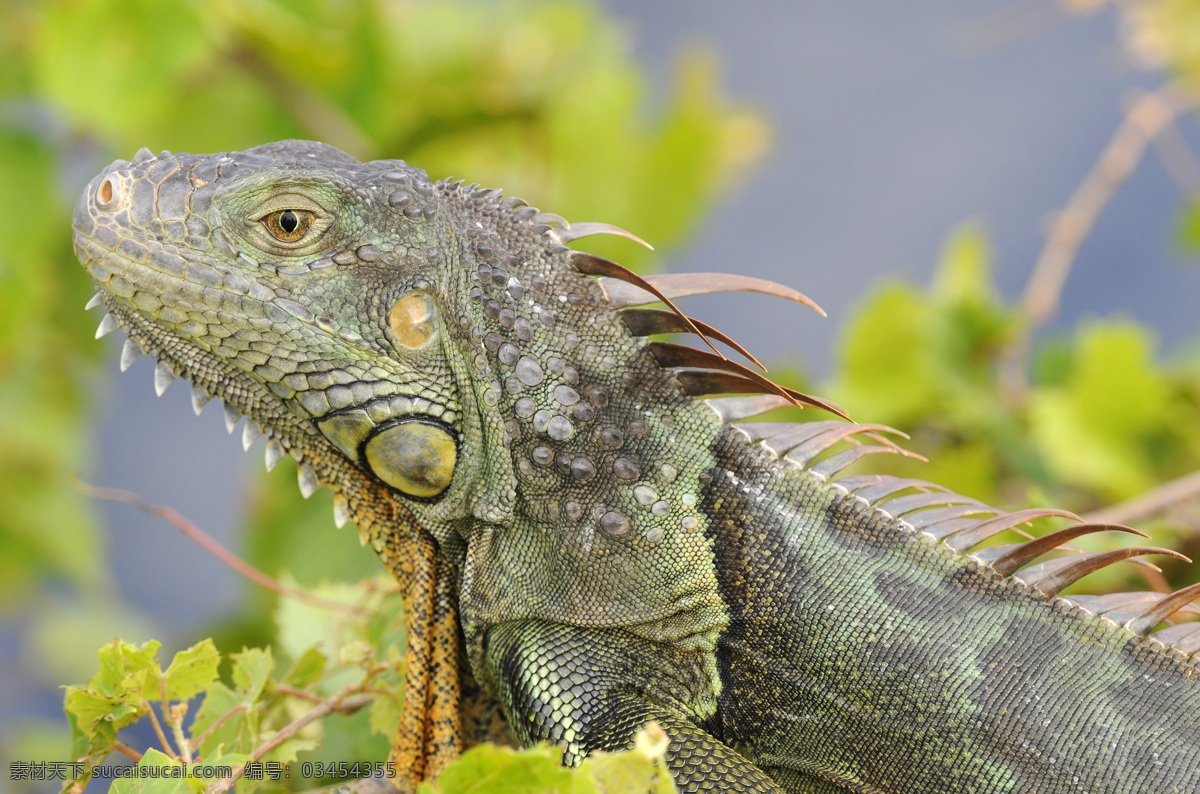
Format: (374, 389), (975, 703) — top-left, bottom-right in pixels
(261, 209), (314, 242)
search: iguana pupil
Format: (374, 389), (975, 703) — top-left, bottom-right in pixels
(262, 208), (312, 241)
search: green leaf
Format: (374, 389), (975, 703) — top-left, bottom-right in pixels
(367, 680), (403, 739)
(161, 639), (221, 702)
(932, 222), (993, 305)
(297, 706), (387, 776)
(1065, 321), (1166, 437)
(190, 682), (256, 757)
(833, 283), (937, 425)
(273, 576), (366, 692)
(1030, 319), (1167, 498)
(34, 0), (212, 144)
(97, 639), (160, 696)
(183, 746), (249, 794)
(339, 640), (373, 667)
(264, 736), (319, 766)
(63, 639), (164, 738)
(421, 726), (677, 794)
(279, 645), (327, 690)
(63, 687), (146, 737)
(230, 646), (274, 703)
(581, 723), (676, 794)
(1177, 199), (1200, 256)
(419, 743), (575, 794)
(110, 748), (192, 794)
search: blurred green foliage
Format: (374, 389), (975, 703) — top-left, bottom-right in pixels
(814, 224), (1200, 595)
(63, 578), (408, 792)
(5, 0), (1200, 790)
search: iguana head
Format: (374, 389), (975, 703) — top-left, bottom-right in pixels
(73, 139), (829, 558)
(72, 140), (519, 537)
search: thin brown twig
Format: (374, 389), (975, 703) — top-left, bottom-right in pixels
(113, 742), (144, 763)
(1083, 469), (1200, 527)
(267, 684), (375, 715)
(205, 666), (388, 794)
(954, 0), (1071, 55)
(1150, 113), (1200, 197)
(187, 703), (250, 754)
(362, 687), (395, 698)
(329, 693), (375, 715)
(228, 44), (376, 159)
(1022, 81), (1196, 328)
(169, 701), (194, 765)
(160, 677), (195, 765)
(141, 700), (178, 760)
(1000, 80), (1198, 399)
(76, 480), (360, 616)
(273, 683), (325, 703)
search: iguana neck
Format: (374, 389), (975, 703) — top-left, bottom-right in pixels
(411, 186), (732, 708)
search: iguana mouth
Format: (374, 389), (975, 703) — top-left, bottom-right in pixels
(86, 293), (312, 450)
(74, 161), (316, 466)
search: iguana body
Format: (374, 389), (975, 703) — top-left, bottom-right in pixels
(73, 141), (1200, 792)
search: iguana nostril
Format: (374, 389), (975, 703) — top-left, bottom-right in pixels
(96, 177), (119, 210)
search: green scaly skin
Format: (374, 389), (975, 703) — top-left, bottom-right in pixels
(74, 141), (1200, 793)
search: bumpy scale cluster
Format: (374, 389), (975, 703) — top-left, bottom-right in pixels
(441, 179), (712, 558)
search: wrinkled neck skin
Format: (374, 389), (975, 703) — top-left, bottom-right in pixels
(381, 171), (733, 701)
(72, 140), (730, 707)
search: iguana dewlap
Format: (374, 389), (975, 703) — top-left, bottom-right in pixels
(74, 140), (1200, 793)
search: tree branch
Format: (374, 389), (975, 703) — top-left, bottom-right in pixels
(1083, 468), (1200, 527)
(169, 701), (194, 765)
(227, 44), (376, 160)
(187, 703), (249, 755)
(1000, 80), (1198, 401)
(113, 742), (144, 763)
(76, 480), (360, 616)
(955, 0), (1071, 56)
(273, 683), (325, 703)
(205, 667), (387, 794)
(1150, 112), (1200, 197)
(1021, 81), (1196, 328)
(141, 699), (178, 760)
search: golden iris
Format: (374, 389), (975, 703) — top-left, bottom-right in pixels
(261, 209), (315, 242)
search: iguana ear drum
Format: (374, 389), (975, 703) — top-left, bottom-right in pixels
(362, 419), (457, 499)
(390, 292), (437, 349)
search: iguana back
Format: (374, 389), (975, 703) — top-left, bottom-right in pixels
(72, 140), (1200, 792)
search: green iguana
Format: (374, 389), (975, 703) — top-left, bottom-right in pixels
(73, 140), (1200, 793)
